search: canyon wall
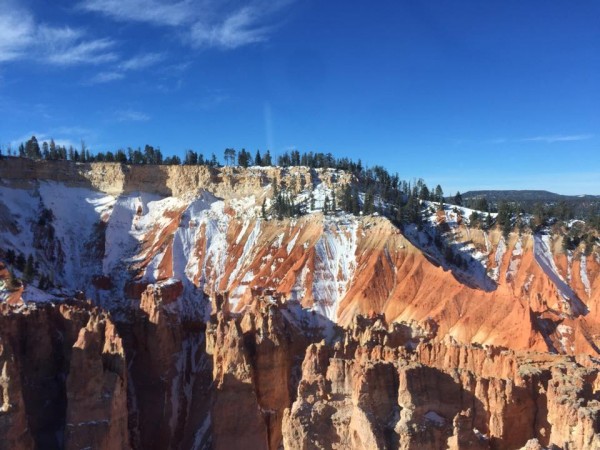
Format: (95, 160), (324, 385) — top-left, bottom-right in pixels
(1, 159), (600, 448)
(2, 296), (598, 449)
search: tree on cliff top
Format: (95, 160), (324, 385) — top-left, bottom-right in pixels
(224, 148), (236, 166)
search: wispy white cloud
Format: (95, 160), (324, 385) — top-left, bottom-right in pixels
(79, 0), (193, 27)
(79, 0), (294, 50)
(87, 53), (165, 84)
(520, 134), (594, 143)
(0, 6), (35, 62)
(10, 131), (86, 151)
(115, 109), (151, 122)
(88, 71), (125, 84)
(120, 52), (165, 70)
(0, 2), (117, 66)
(190, 5), (272, 49)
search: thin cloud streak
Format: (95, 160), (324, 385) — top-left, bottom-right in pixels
(79, 0), (294, 50)
(520, 134), (594, 143)
(115, 109), (151, 122)
(120, 53), (165, 70)
(87, 53), (165, 84)
(485, 134), (594, 145)
(79, 0), (193, 27)
(88, 71), (125, 84)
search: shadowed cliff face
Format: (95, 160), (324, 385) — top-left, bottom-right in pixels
(0, 302), (128, 450)
(2, 294), (599, 450)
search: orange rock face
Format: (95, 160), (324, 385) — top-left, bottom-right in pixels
(0, 291), (599, 449)
(0, 302), (129, 450)
(282, 317), (600, 450)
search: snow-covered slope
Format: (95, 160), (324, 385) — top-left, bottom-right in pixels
(1, 161), (600, 356)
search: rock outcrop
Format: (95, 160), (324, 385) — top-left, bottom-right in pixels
(283, 316), (600, 450)
(0, 302), (129, 450)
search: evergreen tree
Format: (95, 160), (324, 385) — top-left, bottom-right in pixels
(323, 195), (330, 214)
(263, 150), (272, 166)
(331, 189), (337, 212)
(15, 253), (26, 272)
(6, 267), (18, 289)
(261, 199), (267, 219)
(454, 191), (463, 206)
(49, 139), (57, 159)
(116, 149), (127, 163)
(23, 255), (34, 283)
(24, 136), (42, 159)
(185, 150), (198, 165)
(255, 150), (262, 166)
(42, 142), (49, 159)
(469, 211), (480, 227)
(363, 190), (375, 215)
(502, 220), (512, 241)
(342, 185), (352, 212)
(224, 148), (236, 165)
(435, 185), (444, 203)
(310, 192), (315, 211)
(485, 212), (493, 230)
(238, 149), (252, 167)
(5, 249), (15, 265)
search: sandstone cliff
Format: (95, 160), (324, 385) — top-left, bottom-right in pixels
(0, 289), (598, 449)
(0, 302), (129, 450)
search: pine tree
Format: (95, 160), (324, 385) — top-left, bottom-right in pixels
(310, 192), (315, 211)
(454, 191), (463, 206)
(261, 199), (267, 219)
(342, 185), (352, 212)
(6, 249), (15, 265)
(263, 150), (272, 166)
(224, 148), (236, 166)
(485, 212), (492, 229)
(331, 189), (337, 213)
(435, 185), (444, 203)
(6, 267), (18, 289)
(15, 253), (25, 271)
(323, 195), (330, 214)
(352, 188), (360, 215)
(24, 136), (42, 159)
(255, 150), (262, 166)
(363, 190), (375, 215)
(23, 255), (34, 283)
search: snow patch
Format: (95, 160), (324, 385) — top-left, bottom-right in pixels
(534, 233), (587, 317)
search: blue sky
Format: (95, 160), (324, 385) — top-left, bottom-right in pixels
(0, 1), (598, 194)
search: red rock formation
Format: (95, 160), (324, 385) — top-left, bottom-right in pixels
(0, 302), (129, 450)
(206, 295), (315, 450)
(282, 316), (600, 450)
(64, 314), (129, 450)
